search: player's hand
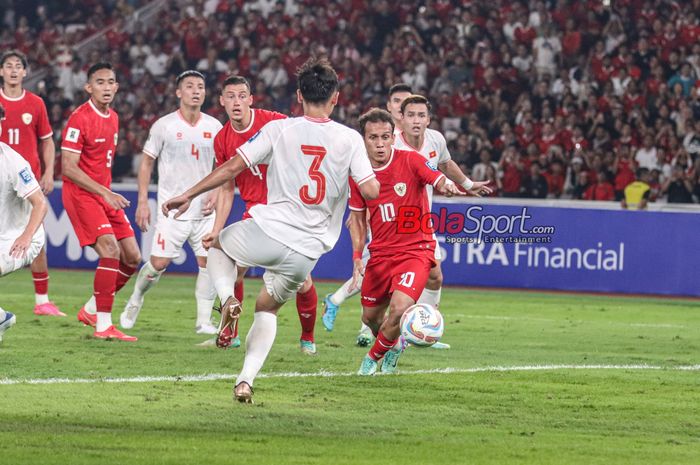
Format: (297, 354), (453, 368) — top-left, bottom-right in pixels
(202, 191), (217, 216)
(162, 195), (191, 219)
(103, 191), (131, 210)
(202, 231), (219, 251)
(348, 258), (364, 291)
(466, 181), (493, 197)
(39, 173), (54, 195)
(440, 180), (467, 198)
(9, 234), (31, 258)
(135, 202), (151, 232)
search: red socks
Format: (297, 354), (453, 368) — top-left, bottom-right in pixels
(32, 271), (49, 294)
(115, 262), (137, 292)
(296, 283), (317, 342)
(234, 280), (244, 303)
(94, 258), (120, 312)
(368, 331), (396, 361)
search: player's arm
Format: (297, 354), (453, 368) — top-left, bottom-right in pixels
(357, 177), (380, 200)
(347, 209), (367, 291)
(61, 150), (130, 210)
(135, 152), (156, 232)
(38, 137), (56, 195)
(9, 189), (47, 258)
(438, 160), (492, 196)
(162, 156), (247, 218)
(202, 179), (235, 250)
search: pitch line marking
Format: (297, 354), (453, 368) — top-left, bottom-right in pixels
(452, 314), (686, 328)
(1, 364), (699, 386)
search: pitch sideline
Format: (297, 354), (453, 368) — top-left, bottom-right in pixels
(1, 364), (699, 386)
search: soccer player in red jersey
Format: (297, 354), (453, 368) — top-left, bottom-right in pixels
(0, 50), (63, 317)
(60, 62), (141, 341)
(348, 109), (488, 375)
(204, 75), (319, 354)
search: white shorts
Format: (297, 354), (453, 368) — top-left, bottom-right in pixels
(0, 227), (45, 277)
(151, 215), (215, 258)
(219, 219), (317, 304)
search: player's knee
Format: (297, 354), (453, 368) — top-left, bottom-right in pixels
(428, 269), (443, 289)
(98, 239), (120, 259)
(299, 275), (313, 293)
(125, 251), (142, 268)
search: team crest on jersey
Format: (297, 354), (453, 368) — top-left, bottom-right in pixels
(18, 167), (33, 184)
(65, 127), (80, 143)
(21, 113), (32, 125)
(394, 182), (407, 197)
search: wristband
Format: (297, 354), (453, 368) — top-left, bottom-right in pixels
(353, 250), (362, 260)
(460, 178), (474, 190)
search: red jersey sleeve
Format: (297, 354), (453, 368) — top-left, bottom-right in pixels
(37, 99), (53, 140)
(407, 151), (445, 187)
(348, 177), (366, 211)
(61, 112), (86, 154)
(213, 131), (227, 167)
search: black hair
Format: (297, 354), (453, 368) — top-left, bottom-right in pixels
(296, 57), (339, 104)
(400, 94), (432, 115)
(0, 103), (5, 120)
(87, 62), (115, 80)
(176, 70), (205, 86)
(221, 75), (251, 94)
(358, 108), (395, 136)
(0, 50), (27, 68)
(388, 83), (412, 98)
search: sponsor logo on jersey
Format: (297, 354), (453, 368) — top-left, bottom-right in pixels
(95, 138), (106, 143)
(203, 132), (212, 139)
(21, 113), (32, 125)
(426, 161), (438, 171)
(248, 130), (262, 142)
(429, 150), (437, 158)
(176, 132), (183, 140)
(18, 167), (33, 184)
(65, 127), (80, 143)
(394, 182), (407, 197)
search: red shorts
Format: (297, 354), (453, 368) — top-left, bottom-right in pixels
(361, 252), (434, 307)
(62, 184), (135, 247)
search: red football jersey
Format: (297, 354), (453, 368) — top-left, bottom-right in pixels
(0, 89), (53, 179)
(214, 108), (286, 219)
(349, 149), (444, 256)
(61, 99), (119, 189)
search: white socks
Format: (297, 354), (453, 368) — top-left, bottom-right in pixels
(35, 294), (49, 305)
(0, 308), (6, 321)
(330, 276), (362, 306)
(96, 312), (112, 332)
(84, 296), (97, 315)
(418, 287), (442, 308)
(207, 247), (237, 302)
(131, 261), (164, 301)
(236, 311), (277, 387)
(195, 266), (216, 326)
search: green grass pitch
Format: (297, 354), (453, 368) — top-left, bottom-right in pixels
(1, 269), (699, 464)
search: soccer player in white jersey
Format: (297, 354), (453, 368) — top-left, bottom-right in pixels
(0, 103), (49, 342)
(120, 71), (223, 334)
(162, 58), (380, 403)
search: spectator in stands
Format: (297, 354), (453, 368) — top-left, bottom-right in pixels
(635, 134), (659, 171)
(145, 43), (169, 78)
(662, 165), (695, 203)
(584, 171), (615, 201)
(522, 163), (548, 199)
(472, 149), (498, 182)
(622, 168), (651, 210)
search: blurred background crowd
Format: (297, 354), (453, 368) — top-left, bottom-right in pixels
(2, 0), (700, 203)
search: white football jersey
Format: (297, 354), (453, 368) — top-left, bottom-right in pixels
(143, 110), (222, 221)
(237, 116), (375, 259)
(0, 142), (41, 241)
(393, 128), (452, 203)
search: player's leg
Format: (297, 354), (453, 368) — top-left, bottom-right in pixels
(90, 234), (137, 341)
(0, 306), (16, 343)
(356, 256), (392, 375)
(418, 259), (442, 308)
(296, 275), (318, 354)
(323, 244), (369, 331)
(30, 245), (65, 316)
(121, 255), (170, 329)
(187, 218), (219, 334)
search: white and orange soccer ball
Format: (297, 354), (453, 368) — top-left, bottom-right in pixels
(400, 303), (444, 347)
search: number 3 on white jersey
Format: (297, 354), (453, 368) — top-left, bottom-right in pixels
(249, 164), (264, 180)
(398, 271), (415, 288)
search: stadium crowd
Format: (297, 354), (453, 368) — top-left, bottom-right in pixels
(3, 0), (700, 203)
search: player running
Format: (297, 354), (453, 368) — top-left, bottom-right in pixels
(162, 58), (379, 403)
(120, 70), (222, 334)
(61, 62), (141, 341)
(204, 75), (319, 354)
(0, 50), (63, 317)
(0, 103), (49, 342)
(349, 108), (489, 375)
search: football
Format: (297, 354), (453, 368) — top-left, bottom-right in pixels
(400, 303), (444, 347)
